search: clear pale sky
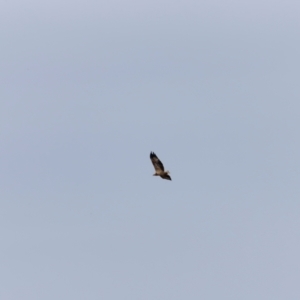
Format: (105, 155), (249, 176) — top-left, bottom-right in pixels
(1, 1), (300, 299)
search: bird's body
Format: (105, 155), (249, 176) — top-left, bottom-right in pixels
(150, 152), (171, 180)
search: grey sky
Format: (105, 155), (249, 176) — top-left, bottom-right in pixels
(1, 1), (300, 299)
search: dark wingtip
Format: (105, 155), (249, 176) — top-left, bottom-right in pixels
(150, 151), (156, 158)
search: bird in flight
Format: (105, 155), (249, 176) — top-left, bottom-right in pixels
(150, 152), (171, 181)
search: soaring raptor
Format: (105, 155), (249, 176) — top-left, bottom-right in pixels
(150, 152), (171, 181)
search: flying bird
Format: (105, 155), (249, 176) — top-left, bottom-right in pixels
(150, 152), (171, 181)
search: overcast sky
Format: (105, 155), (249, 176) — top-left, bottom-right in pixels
(1, 1), (300, 299)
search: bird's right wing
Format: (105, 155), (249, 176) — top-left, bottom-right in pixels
(150, 152), (165, 172)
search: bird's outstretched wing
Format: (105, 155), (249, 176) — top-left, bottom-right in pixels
(150, 152), (164, 172)
(161, 173), (171, 180)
